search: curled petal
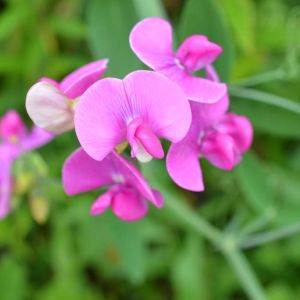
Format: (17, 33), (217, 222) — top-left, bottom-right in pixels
(218, 113), (253, 153)
(111, 188), (148, 222)
(60, 59), (108, 98)
(26, 82), (75, 134)
(130, 17), (174, 70)
(167, 139), (204, 192)
(200, 131), (240, 170)
(176, 35), (222, 73)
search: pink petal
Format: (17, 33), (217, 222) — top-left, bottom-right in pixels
(0, 147), (13, 219)
(190, 94), (229, 130)
(75, 71), (191, 161)
(75, 78), (127, 161)
(200, 131), (240, 170)
(176, 35), (222, 73)
(20, 126), (53, 152)
(172, 73), (227, 103)
(124, 71), (192, 143)
(129, 17), (175, 70)
(127, 117), (164, 161)
(167, 139), (204, 192)
(39, 77), (60, 89)
(90, 190), (113, 216)
(0, 110), (26, 141)
(218, 113), (253, 153)
(151, 189), (164, 208)
(60, 59), (108, 99)
(62, 148), (114, 195)
(111, 187), (148, 222)
(205, 65), (220, 82)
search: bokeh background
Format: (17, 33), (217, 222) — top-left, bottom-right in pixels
(0, 0), (300, 299)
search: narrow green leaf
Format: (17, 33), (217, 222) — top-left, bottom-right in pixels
(235, 152), (276, 213)
(132, 0), (166, 19)
(230, 87), (300, 138)
(178, 0), (235, 81)
(86, 0), (141, 77)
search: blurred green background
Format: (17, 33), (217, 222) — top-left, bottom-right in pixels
(0, 0), (300, 299)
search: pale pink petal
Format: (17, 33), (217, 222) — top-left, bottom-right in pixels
(176, 35), (222, 73)
(200, 132), (240, 170)
(20, 126), (53, 152)
(39, 77), (60, 89)
(173, 73), (227, 103)
(60, 59), (108, 98)
(26, 81), (75, 134)
(75, 78), (127, 161)
(111, 188), (148, 222)
(0, 110), (26, 141)
(129, 17), (175, 70)
(124, 71), (191, 143)
(62, 148), (114, 195)
(90, 191), (113, 216)
(218, 113), (253, 153)
(167, 139), (204, 192)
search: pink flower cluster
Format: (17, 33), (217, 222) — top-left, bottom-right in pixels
(25, 17), (253, 222)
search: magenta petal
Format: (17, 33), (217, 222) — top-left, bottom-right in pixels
(200, 132), (240, 170)
(124, 71), (192, 143)
(167, 139), (204, 192)
(0, 148), (12, 219)
(62, 148), (114, 195)
(20, 126), (53, 152)
(75, 78), (127, 161)
(90, 191), (113, 216)
(129, 17), (175, 70)
(218, 113), (253, 153)
(111, 188), (148, 222)
(151, 189), (164, 208)
(175, 74), (227, 103)
(0, 110), (26, 141)
(176, 35), (222, 73)
(60, 59), (108, 98)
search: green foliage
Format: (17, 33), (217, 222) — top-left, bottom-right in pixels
(1, 0), (300, 299)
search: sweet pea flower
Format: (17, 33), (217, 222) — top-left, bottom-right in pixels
(0, 110), (52, 218)
(63, 148), (163, 221)
(26, 59), (108, 134)
(75, 70), (192, 163)
(129, 17), (227, 103)
(166, 69), (253, 192)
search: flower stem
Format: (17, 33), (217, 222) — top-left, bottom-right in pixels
(165, 197), (266, 300)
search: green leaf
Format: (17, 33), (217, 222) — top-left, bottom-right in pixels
(235, 152), (276, 213)
(86, 0), (141, 77)
(178, 0), (235, 81)
(230, 87), (300, 138)
(0, 257), (27, 300)
(132, 0), (166, 19)
(171, 235), (207, 300)
(218, 0), (255, 54)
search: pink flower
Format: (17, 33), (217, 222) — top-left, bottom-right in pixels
(0, 110), (52, 218)
(166, 70), (253, 192)
(129, 17), (227, 103)
(26, 59), (108, 134)
(75, 70), (191, 163)
(63, 148), (163, 222)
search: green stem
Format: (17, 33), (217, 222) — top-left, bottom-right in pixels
(229, 86), (300, 115)
(224, 249), (266, 300)
(239, 222), (300, 249)
(165, 197), (266, 300)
